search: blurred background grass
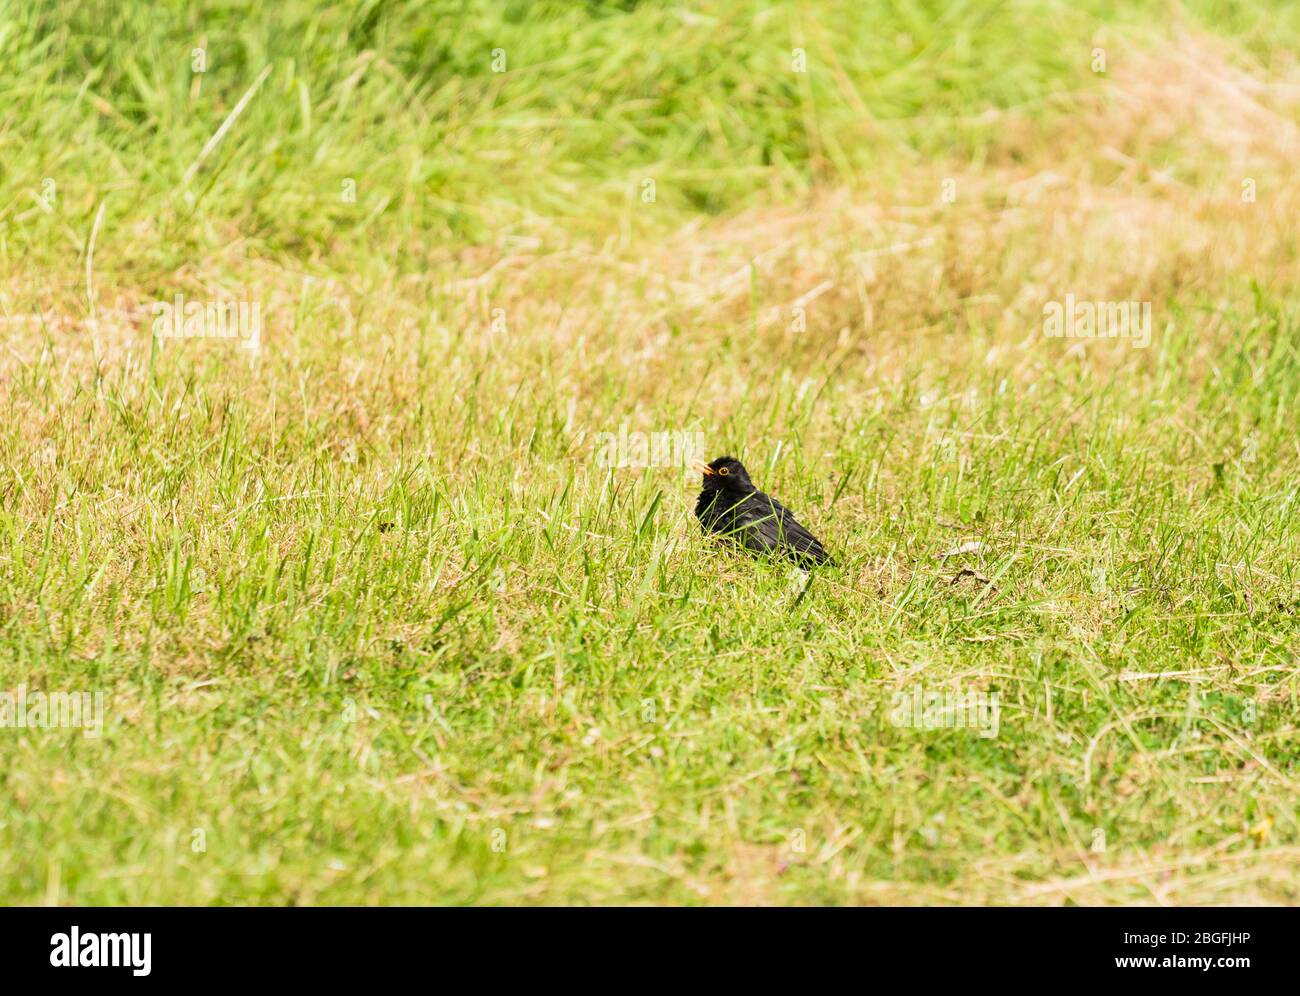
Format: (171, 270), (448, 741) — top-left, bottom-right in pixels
(2, 0), (1296, 281)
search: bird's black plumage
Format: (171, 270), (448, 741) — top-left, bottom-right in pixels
(694, 456), (833, 567)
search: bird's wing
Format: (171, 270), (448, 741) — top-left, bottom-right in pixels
(732, 492), (831, 565)
(723, 496), (783, 555)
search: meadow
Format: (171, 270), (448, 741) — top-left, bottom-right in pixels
(2, 0), (1300, 904)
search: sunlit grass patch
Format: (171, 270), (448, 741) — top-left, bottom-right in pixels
(1, 1), (1299, 905)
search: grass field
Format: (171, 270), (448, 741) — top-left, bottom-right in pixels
(3, 0), (1300, 905)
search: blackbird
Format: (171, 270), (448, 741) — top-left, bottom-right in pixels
(692, 456), (833, 567)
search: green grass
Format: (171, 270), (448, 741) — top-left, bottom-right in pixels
(2, 0), (1300, 904)
(0, 0), (1139, 275)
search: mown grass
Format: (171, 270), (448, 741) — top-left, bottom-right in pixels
(2, 0), (1300, 904)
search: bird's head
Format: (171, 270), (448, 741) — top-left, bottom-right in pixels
(692, 455), (755, 493)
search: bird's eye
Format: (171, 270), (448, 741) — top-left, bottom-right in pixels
(718, 467), (730, 476)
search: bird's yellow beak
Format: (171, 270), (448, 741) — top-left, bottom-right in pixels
(691, 459), (714, 476)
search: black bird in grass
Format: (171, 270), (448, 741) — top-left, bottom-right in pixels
(693, 456), (833, 567)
